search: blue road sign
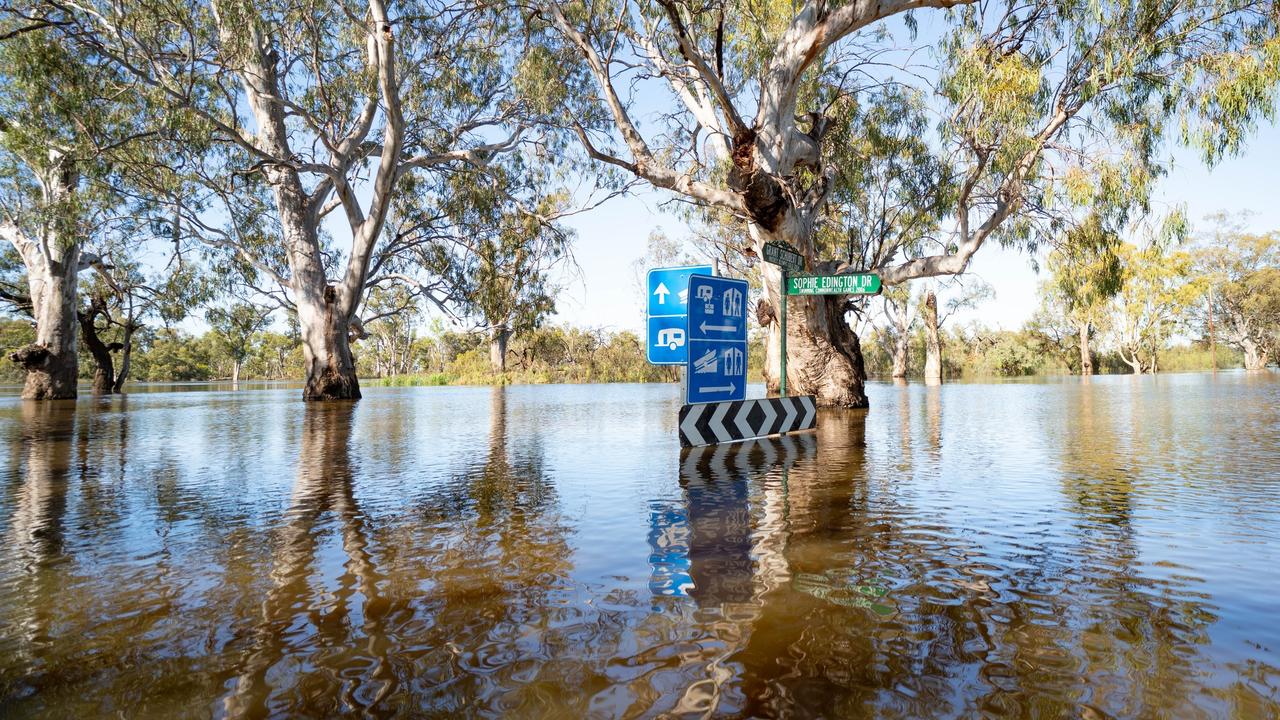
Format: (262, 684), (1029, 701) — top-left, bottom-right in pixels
(688, 275), (747, 343)
(646, 264), (712, 365)
(647, 315), (688, 364)
(686, 274), (748, 404)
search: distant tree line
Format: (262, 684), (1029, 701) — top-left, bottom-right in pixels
(1, 0), (1277, 405)
(866, 212), (1279, 379)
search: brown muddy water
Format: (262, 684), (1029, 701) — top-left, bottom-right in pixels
(1, 373), (1278, 718)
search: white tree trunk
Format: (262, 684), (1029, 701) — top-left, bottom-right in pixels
(890, 298), (910, 379)
(923, 291), (942, 386)
(17, 254), (80, 400)
(262, 170), (363, 401)
(1242, 338), (1269, 370)
(489, 326), (510, 373)
(1078, 320), (1093, 376)
(3, 156), (82, 400)
(1120, 347), (1146, 374)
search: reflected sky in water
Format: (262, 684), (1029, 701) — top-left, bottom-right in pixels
(0, 374), (1278, 718)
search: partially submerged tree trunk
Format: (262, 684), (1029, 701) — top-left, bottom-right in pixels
(10, 257), (80, 400)
(295, 279), (361, 401)
(111, 324), (135, 394)
(232, 359), (242, 386)
(489, 326), (510, 373)
(2, 154), (83, 400)
(1243, 338), (1270, 370)
(892, 331), (909, 380)
(1119, 347), (1148, 374)
(78, 304), (115, 395)
(1078, 320), (1093, 376)
(885, 292), (911, 379)
(759, 263), (868, 407)
(923, 290), (942, 386)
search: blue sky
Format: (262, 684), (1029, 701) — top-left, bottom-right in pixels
(549, 118), (1280, 336)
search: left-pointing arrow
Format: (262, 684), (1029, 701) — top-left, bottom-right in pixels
(699, 321), (737, 333)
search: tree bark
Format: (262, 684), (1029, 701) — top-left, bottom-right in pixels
(923, 290), (942, 386)
(890, 298), (910, 379)
(892, 331), (909, 379)
(77, 307), (115, 395)
(759, 261), (868, 407)
(490, 326), (510, 373)
(1078, 320), (1093, 376)
(111, 324), (134, 393)
(10, 252), (81, 400)
(296, 282), (361, 401)
(266, 169), (362, 401)
(1120, 348), (1146, 374)
(232, 359), (241, 386)
(4, 154), (82, 400)
(1243, 338), (1269, 370)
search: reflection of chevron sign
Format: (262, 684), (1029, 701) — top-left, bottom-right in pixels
(678, 396), (817, 447)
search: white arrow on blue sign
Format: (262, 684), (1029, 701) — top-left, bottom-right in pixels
(646, 265), (712, 365)
(686, 274), (749, 404)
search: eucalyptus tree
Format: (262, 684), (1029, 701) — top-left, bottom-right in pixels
(1036, 220), (1125, 375)
(79, 250), (209, 393)
(1194, 214), (1280, 369)
(0, 22), (147, 398)
(1112, 241), (1204, 374)
(381, 163), (573, 373)
(359, 285), (421, 377)
(535, 0), (1279, 406)
(880, 284), (914, 379)
(206, 302), (273, 385)
(41, 0), (533, 399)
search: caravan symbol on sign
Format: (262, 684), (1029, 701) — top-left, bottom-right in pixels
(646, 264), (712, 365)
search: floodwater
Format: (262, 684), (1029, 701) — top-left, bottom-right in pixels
(1, 374), (1277, 718)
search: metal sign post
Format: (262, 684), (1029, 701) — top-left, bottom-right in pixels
(780, 269), (787, 398)
(761, 241), (804, 398)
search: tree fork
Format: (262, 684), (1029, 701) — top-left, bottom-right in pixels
(301, 285), (362, 401)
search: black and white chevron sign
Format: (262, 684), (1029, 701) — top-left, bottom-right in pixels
(678, 396), (817, 447)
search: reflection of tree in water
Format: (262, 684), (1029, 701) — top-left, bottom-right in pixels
(1, 398), (218, 715)
(379, 386), (575, 715)
(1032, 382), (1246, 717)
(222, 401), (393, 718)
(1, 401), (76, 671)
(678, 404), (1266, 719)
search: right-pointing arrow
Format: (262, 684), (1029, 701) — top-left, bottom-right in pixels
(701, 383), (736, 394)
(779, 397), (798, 432)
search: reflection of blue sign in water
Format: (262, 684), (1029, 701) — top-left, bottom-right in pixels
(646, 265), (713, 365)
(687, 274), (749, 404)
(647, 501), (692, 599)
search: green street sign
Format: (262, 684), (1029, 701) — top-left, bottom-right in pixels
(762, 241), (803, 272)
(787, 273), (882, 295)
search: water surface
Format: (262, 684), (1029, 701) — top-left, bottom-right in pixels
(1, 374), (1278, 718)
